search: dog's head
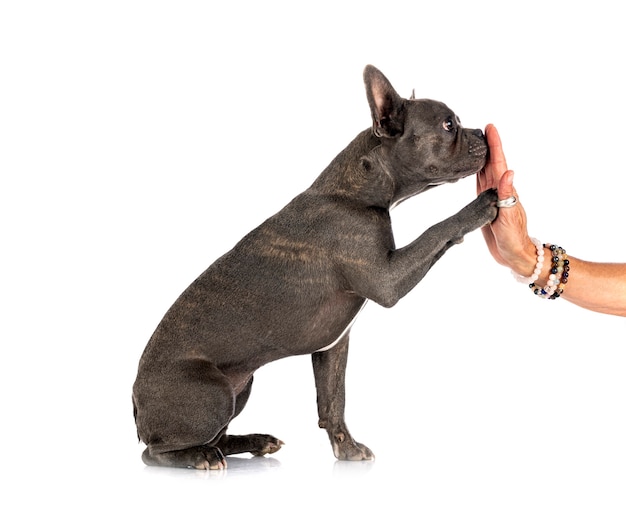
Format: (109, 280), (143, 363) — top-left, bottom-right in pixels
(363, 65), (488, 206)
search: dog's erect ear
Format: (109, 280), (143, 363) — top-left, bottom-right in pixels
(363, 65), (405, 138)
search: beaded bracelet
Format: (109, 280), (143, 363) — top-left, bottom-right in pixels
(512, 237), (544, 284)
(529, 243), (569, 299)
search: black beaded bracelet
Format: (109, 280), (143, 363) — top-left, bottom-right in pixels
(529, 244), (569, 299)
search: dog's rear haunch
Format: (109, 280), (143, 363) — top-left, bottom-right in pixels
(132, 65), (497, 469)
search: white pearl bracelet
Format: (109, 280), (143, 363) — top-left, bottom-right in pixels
(511, 237), (544, 284)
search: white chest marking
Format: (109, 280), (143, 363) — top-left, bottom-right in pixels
(314, 300), (368, 353)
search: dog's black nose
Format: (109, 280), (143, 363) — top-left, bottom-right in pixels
(471, 128), (484, 138)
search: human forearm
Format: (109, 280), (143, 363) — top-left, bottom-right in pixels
(511, 243), (626, 317)
(557, 258), (626, 317)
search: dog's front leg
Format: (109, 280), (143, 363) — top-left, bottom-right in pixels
(345, 188), (498, 308)
(312, 334), (374, 461)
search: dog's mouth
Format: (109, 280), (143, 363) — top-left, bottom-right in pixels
(436, 157), (487, 184)
(469, 140), (488, 157)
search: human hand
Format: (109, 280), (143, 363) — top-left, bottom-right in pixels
(477, 125), (535, 275)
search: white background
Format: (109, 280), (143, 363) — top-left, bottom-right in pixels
(2, 1), (625, 518)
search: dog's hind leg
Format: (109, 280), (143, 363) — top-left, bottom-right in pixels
(214, 377), (284, 457)
(133, 358), (237, 470)
(312, 334), (374, 461)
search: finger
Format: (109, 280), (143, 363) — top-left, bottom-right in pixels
(498, 170), (516, 199)
(476, 169), (487, 193)
(485, 124), (508, 182)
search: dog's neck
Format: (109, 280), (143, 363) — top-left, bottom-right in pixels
(310, 129), (435, 210)
(309, 130), (390, 207)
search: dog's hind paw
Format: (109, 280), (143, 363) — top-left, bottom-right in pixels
(216, 433), (284, 457)
(250, 435), (285, 456)
(193, 451), (227, 470)
(141, 445), (227, 470)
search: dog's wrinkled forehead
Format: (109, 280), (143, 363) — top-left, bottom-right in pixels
(406, 98), (458, 128)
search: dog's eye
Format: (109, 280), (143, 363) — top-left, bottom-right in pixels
(442, 117), (455, 132)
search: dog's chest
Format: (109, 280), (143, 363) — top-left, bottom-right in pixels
(314, 300), (367, 352)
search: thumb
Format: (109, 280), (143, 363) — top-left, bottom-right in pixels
(498, 170), (516, 198)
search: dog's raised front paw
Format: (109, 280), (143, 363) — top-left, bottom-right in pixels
(458, 188), (498, 233)
(476, 187), (498, 223)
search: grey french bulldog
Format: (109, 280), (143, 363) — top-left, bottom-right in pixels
(132, 65), (498, 469)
